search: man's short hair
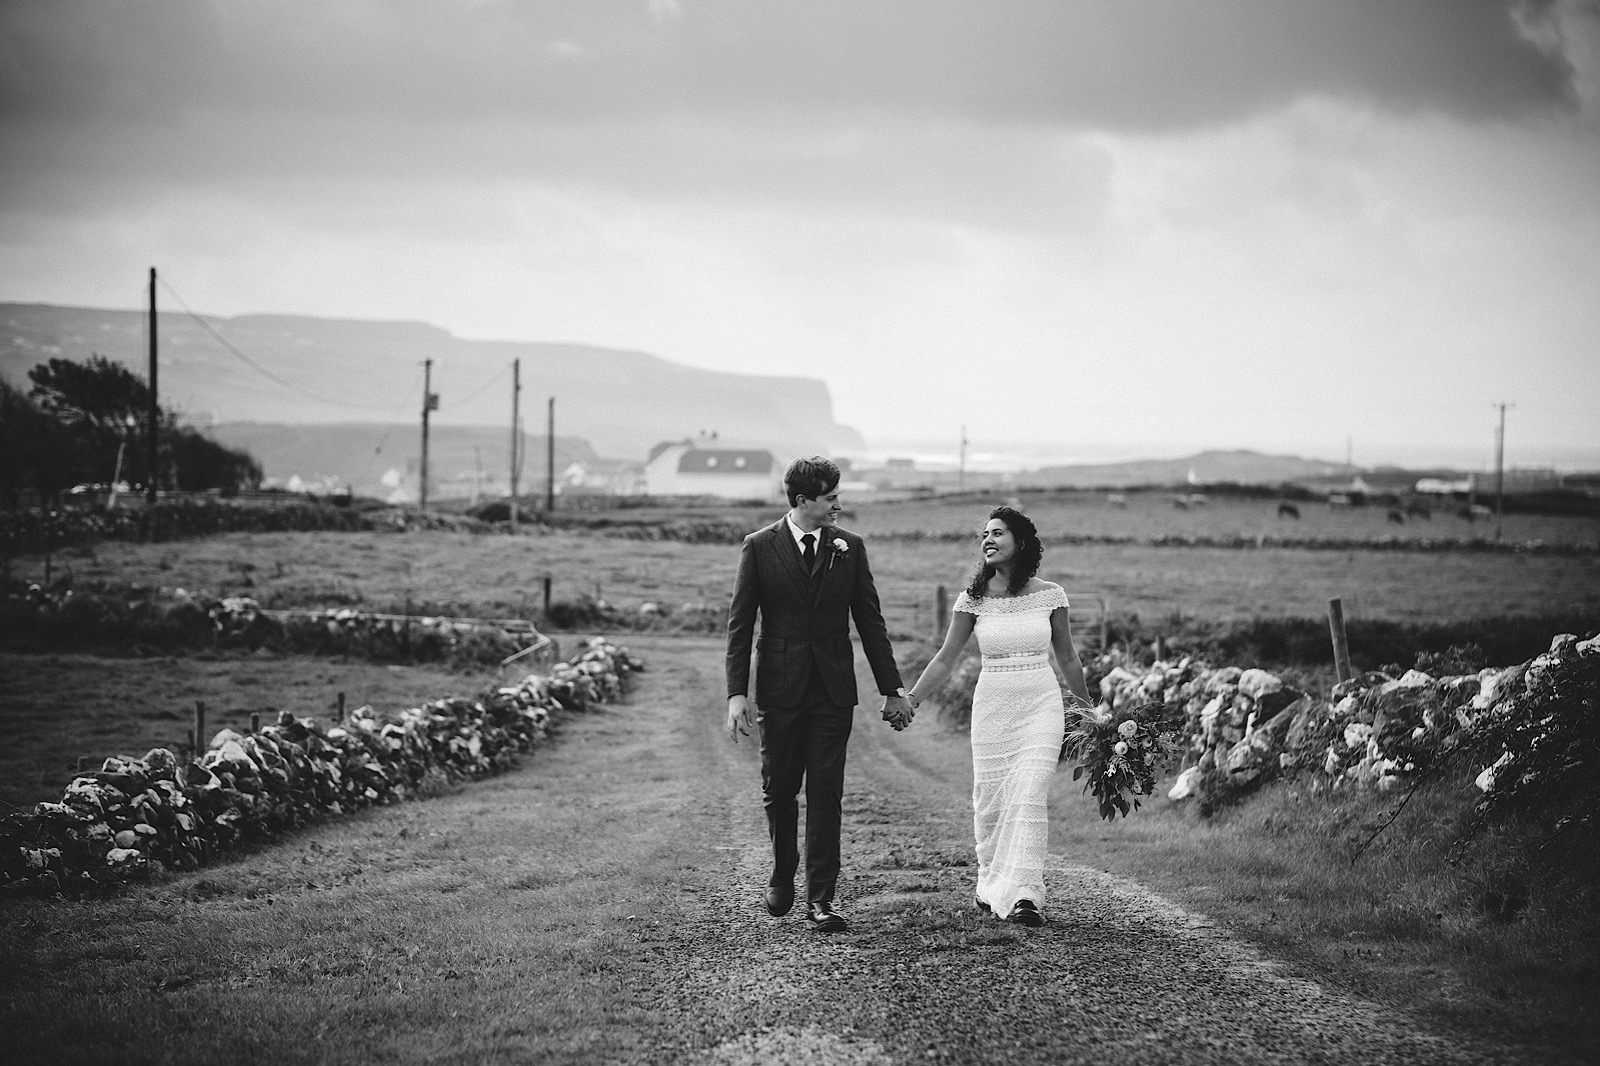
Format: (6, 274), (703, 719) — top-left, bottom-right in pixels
(784, 456), (841, 507)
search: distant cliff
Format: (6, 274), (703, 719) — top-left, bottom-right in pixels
(0, 303), (865, 461)
(1020, 449), (1354, 488)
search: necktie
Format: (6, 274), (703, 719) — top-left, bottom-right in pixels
(802, 533), (816, 573)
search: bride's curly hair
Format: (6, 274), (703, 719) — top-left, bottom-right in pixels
(965, 505), (1042, 598)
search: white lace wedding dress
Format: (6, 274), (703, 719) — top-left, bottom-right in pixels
(954, 585), (1068, 917)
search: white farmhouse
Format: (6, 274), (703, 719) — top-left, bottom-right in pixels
(644, 439), (780, 500)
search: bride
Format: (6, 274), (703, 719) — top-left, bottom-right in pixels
(906, 505), (1092, 926)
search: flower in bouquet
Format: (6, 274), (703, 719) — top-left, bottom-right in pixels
(1062, 700), (1183, 821)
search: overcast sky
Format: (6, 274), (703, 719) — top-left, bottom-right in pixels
(2, 1), (1597, 468)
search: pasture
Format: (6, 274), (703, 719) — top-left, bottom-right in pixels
(0, 654), (503, 814)
(844, 488), (1600, 546)
(13, 520), (1599, 645)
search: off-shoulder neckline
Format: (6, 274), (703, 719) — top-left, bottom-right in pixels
(965, 583), (1061, 600)
(957, 584), (1066, 606)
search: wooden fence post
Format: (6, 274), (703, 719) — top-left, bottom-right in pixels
(249, 712), (260, 733)
(1327, 597), (1353, 682)
(934, 585), (948, 640)
(335, 691), (346, 726)
(1154, 635), (1164, 663)
(193, 700), (207, 753)
(543, 574), (552, 617)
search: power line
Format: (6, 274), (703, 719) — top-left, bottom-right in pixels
(353, 370), (427, 488)
(449, 363), (510, 406)
(157, 276), (418, 414)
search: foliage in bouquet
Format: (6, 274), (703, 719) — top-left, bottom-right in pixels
(1062, 701), (1184, 820)
(1464, 633), (1600, 841)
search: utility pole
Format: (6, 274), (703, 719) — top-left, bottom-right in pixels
(1492, 401), (1515, 542)
(147, 267), (159, 504)
(509, 358), (521, 532)
(545, 396), (556, 514)
(420, 359), (437, 509)
(957, 424), (968, 493)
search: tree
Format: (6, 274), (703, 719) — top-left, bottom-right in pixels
(27, 355), (172, 492)
(28, 355), (154, 432)
(0, 378), (83, 507)
(7, 356), (263, 501)
(168, 428), (262, 492)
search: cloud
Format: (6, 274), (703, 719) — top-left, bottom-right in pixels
(1, 1), (1582, 131)
(4, 1), (1587, 229)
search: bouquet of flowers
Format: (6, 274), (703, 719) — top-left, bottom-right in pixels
(1062, 699), (1183, 821)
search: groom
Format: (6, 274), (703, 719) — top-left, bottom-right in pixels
(725, 456), (913, 932)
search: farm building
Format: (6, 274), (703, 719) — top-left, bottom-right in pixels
(1415, 475), (1477, 496)
(644, 439), (781, 500)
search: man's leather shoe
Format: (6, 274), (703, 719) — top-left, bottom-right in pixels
(805, 901), (847, 933)
(764, 883), (794, 917)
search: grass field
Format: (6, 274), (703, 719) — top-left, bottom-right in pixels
(12, 525), (1598, 646)
(472, 489), (1600, 546)
(0, 653), (505, 815)
(847, 489), (1600, 546)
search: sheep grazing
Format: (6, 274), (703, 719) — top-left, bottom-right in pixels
(1172, 496), (1190, 510)
(1276, 502), (1301, 520)
(1405, 500), (1433, 520)
(1328, 493), (1352, 510)
(1463, 503), (1494, 522)
(1387, 509), (1405, 525)
(1106, 493), (1128, 508)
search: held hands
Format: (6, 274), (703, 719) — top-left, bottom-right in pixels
(881, 693), (916, 731)
(726, 695), (754, 743)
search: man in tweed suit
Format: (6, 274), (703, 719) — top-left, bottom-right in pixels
(725, 456), (913, 932)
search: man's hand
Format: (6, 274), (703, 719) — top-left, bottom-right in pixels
(881, 694), (914, 731)
(726, 695), (754, 743)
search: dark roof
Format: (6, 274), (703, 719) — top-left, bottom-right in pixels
(676, 449), (773, 474)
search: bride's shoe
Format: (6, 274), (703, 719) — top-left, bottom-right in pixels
(1005, 900), (1043, 927)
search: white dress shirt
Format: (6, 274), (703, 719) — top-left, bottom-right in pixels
(785, 513), (823, 557)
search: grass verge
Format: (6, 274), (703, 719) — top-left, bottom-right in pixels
(1045, 759), (1600, 1062)
(0, 640), (721, 1066)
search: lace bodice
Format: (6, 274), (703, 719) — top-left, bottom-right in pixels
(954, 586), (1067, 663)
(953, 587), (1068, 616)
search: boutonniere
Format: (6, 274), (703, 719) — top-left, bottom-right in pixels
(828, 537), (848, 569)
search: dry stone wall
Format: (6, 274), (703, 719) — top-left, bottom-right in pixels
(1, 638), (643, 897)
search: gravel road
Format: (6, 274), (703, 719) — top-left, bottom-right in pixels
(612, 637), (1539, 1066)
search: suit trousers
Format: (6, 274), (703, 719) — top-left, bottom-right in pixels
(758, 668), (854, 905)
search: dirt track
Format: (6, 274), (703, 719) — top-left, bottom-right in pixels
(623, 637), (1537, 1066)
(1, 635), (1549, 1065)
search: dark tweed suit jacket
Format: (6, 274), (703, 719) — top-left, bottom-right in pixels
(725, 518), (903, 709)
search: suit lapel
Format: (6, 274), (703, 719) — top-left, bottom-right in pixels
(769, 518), (812, 601)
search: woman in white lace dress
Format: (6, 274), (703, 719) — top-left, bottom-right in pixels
(906, 506), (1092, 925)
